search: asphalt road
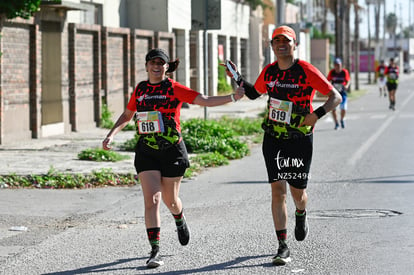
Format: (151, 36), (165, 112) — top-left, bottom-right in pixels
(1, 74), (414, 274)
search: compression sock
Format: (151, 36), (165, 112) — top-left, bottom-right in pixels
(172, 210), (184, 227)
(276, 229), (288, 247)
(296, 209), (306, 216)
(147, 227), (160, 248)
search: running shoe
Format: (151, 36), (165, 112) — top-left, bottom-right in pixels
(334, 123), (339, 130)
(176, 215), (190, 246)
(146, 247), (164, 268)
(295, 211), (309, 241)
(272, 245), (291, 265)
(340, 120), (345, 128)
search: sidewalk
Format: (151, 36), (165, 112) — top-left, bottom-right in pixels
(0, 96), (268, 176)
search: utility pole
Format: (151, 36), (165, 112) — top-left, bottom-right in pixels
(203, 0), (209, 120)
(354, 0), (360, 90)
(367, 0), (372, 84)
(276, 0), (285, 25)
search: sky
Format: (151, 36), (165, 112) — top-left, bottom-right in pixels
(359, 0), (414, 38)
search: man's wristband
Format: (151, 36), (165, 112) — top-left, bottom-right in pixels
(313, 106), (326, 119)
(230, 94), (237, 102)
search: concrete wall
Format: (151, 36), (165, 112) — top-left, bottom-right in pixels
(311, 38), (329, 76)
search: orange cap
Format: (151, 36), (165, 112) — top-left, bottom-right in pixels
(272, 25), (296, 41)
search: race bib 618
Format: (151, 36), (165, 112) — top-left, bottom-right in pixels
(135, 111), (165, 134)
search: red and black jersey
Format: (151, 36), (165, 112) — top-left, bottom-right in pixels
(127, 78), (199, 133)
(384, 65), (399, 84)
(376, 65), (386, 78)
(253, 59), (333, 138)
(327, 68), (350, 86)
(255, 59), (333, 114)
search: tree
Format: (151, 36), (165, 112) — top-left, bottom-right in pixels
(0, 0), (41, 20)
(0, 0), (42, 57)
(244, 0), (268, 10)
(386, 12), (398, 38)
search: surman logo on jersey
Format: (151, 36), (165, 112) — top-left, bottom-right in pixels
(137, 94), (167, 103)
(267, 81), (299, 89)
(267, 80), (277, 88)
(137, 95), (146, 102)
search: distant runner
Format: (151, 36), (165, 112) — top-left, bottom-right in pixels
(385, 58), (399, 110)
(327, 58), (351, 129)
(376, 60), (387, 97)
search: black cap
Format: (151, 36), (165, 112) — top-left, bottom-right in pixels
(145, 48), (170, 63)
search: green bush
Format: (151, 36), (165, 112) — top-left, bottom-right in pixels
(119, 134), (139, 151)
(217, 59), (233, 94)
(100, 104), (135, 131)
(217, 116), (263, 136)
(100, 104), (115, 129)
(78, 148), (130, 162)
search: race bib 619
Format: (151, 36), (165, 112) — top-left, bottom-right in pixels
(269, 98), (292, 125)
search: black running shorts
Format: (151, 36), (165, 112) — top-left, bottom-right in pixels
(386, 82), (398, 91)
(262, 133), (313, 189)
(134, 139), (190, 177)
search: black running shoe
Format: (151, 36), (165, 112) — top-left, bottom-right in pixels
(176, 215), (190, 246)
(146, 248), (164, 268)
(295, 212), (309, 241)
(272, 246), (291, 265)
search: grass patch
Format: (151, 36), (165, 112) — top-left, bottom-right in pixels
(0, 167), (137, 189)
(78, 148), (130, 162)
(347, 89), (368, 100)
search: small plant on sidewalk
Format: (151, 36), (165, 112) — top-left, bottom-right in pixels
(78, 148), (130, 162)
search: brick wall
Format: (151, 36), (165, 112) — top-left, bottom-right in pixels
(1, 21), (34, 144)
(0, 19), (175, 145)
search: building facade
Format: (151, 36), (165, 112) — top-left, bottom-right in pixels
(0, 0), (260, 145)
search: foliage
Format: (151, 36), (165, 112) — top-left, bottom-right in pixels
(0, 0), (42, 19)
(100, 104), (115, 129)
(217, 59), (233, 94)
(181, 118), (249, 159)
(385, 12), (397, 37)
(217, 116), (262, 136)
(78, 148), (130, 162)
(0, 167), (137, 189)
(100, 104), (135, 131)
(119, 134), (139, 151)
(311, 27), (335, 44)
(244, 0), (269, 10)
(184, 152), (229, 178)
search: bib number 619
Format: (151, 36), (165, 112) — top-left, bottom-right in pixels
(271, 109), (287, 122)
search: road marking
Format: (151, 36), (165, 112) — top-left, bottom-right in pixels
(348, 92), (414, 167)
(370, 114), (387, 119)
(399, 113), (414, 118)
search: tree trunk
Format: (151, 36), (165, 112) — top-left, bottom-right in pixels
(354, 0), (360, 90)
(334, 0), (340, 58)
(345, 0), (351, 71)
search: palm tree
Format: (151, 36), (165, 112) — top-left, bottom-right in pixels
(386, 12), (398, 57)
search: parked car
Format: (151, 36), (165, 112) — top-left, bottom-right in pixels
(404, 63), (412, 73)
